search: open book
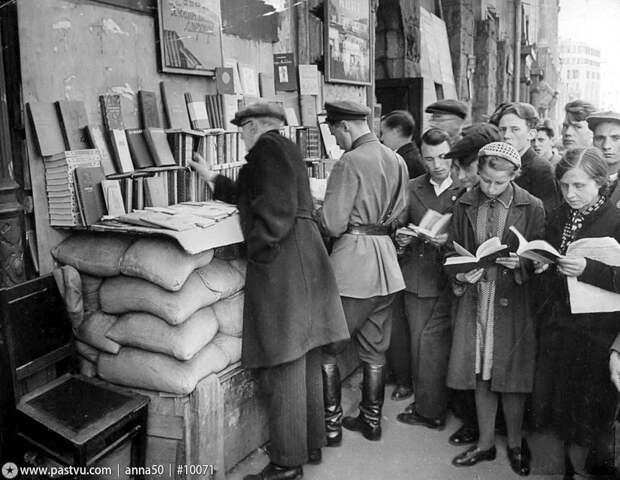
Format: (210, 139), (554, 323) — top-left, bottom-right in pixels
(398, 209), (452, 241)
(509, 226), (562, 264)
(443, 237), (509, 274)
(564, 237), (620, 314)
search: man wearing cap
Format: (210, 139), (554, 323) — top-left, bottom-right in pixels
(317, 100), (409, 443)
(437, 123), (502, 448)
(426, 99), (468, 144)
(562, 100), (597, 150)
(492, 102), (561, 214)
(587, 111), (620, 205)
(189, 102), (349, 480)
(391, 127), (464, 430)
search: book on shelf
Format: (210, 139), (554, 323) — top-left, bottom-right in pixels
(564, 237), (620, 314)
(185, 93), (210, 130)
(144, 176), (168, 208)
(509, 226), (562, 264)
(55, 100), (90, 150)
(74, 165), (106, 226)
(109, 129), (134, 173)
(160, 81), (191, 130)
(239, 65), (260, 97)
(138, 90), (161, 128)
(443, 237), (509, 275)
(125, 128), (155, 169)
(398, 210), (453, 241)
(300, 95), (318, 127)
(298, 64), (320, 96)
(318, 114), (344, 160)
(215, 67), (235, 94)
(258, 72), (276, 99)
(86, 125), (116, 176)
(99, 94), (124, 130)
(27, 102), (66, 157)
(273, 53), (297, 92)
(144, 127), (176, 167)
(101, 179), (126, 217)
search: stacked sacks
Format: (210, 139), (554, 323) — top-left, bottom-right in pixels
(51, 233), (246, 395)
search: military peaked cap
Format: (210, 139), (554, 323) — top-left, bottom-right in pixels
(324, 101), (371, 122)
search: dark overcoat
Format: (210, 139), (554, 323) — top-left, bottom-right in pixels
(214, 129), (349, 368)
(399, 174), (463, 297)
(516, 147), (561, 214)
(446, 183), (545, 392)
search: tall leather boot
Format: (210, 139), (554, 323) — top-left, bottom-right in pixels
(321, 363), (343, 446)
(342, 363), (385, 441)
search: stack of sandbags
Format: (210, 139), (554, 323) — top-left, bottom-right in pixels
(51, 233), (246, 395)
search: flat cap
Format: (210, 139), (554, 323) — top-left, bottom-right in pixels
(324, 100), (371, 122)
(478, 141), (521, 168)
(231, 102), (286, 126)
(586, 111), (620, 130)
(445, 123), (501, 161)
(425, 99), (468, 119)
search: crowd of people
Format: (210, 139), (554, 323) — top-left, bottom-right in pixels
(189, 97), (620, 480)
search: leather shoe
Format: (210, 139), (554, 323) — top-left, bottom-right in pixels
(243, 463), (303, 480)
(449, 424), (479, 446)
(391, 385), (414, 401)
(396, 408), (445, 430)
(507, 439), (531, 476)
(452, 445), (497, 467)
(403, 401), (415, 414)
(308, 449), (321, 465)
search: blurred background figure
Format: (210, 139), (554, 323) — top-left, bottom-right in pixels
(380, 110), (425, 179)
(533, 120), (561, 169)
(425, 99), (468, 145)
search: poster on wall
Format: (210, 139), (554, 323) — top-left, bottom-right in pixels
(324, 0), (371, 85)
(157, 0), (223, 76)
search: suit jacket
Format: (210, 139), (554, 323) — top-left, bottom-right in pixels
(516, 147), (561, 215)
(320, 132), (409, 298)
(399, 174), (463, 297)
(397, 142), (425, 179)
(214, 130), (349, 368)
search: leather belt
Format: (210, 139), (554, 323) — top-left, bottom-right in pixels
(346, 224), (391, 236)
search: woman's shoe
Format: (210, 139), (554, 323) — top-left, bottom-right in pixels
(391, 385), (414, 401)
(507, 439), (531, 476)
(452, 445), (497, 467)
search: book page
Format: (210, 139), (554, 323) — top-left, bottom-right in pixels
(452, 241), (474, 258)
(565, 237), (620, 314)
(475, 237), (506, 259)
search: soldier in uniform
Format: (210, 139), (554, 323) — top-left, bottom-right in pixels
(189, 102), (349, 480)
(317, 100), (409, 443)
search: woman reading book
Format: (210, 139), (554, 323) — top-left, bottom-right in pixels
(531, 147), (620, 478)
(446, 142), (545, 476)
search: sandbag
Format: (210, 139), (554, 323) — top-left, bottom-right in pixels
(81, 274), (102, 317)
(98, 343), (229, 395)
(211, 333), (242, 364)
(75, 340), (100, 364)
(99, 272), (220, 325)
(52, 265), (83, 330)
(76, 311), (120, 354)
(212, 291), (244, 337)
(196, 258), (245, 298)
(51, 233), (133, 277)
(120, 238), (214, 291)
(106, 307), (219, 361)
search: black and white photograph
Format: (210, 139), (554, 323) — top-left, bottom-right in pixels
(1, 1), (620, 480)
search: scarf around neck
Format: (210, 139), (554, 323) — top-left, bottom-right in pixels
(559, 195), (606, 254)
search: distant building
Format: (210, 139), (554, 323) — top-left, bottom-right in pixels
(558, 39), (602, 108)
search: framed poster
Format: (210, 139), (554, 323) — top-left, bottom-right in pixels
(324, 0), (371, 85)
(157, 0), (223, 76)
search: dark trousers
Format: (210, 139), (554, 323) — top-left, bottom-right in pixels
(387, 293), (411, 386)
(405, 290), (452, 419)
(324, 294), (395, 365)
(259, 348), (325, 466)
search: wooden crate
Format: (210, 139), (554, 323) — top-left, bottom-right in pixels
(132, 363), (268, 480)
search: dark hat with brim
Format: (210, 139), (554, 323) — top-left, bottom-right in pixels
(324, 100), (371, 122)
(425, 99), (468, 119)
(586, 111), (620, 131)
(231, 102), (286, 126)
(444, 123), (501, 162)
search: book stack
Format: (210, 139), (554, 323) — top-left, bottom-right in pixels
(44, 149), (102, 227)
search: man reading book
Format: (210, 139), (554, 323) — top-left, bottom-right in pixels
(392, 127), (464, 429)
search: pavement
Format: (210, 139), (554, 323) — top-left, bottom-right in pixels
(228, 369), (567, 480)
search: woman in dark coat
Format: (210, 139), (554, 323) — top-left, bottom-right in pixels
(190, 103), (349, 480)
(532, 147), (620, 479)
(447, 142), (545, 476)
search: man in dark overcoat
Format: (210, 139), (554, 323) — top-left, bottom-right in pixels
(190, 102), (349, 480)
(317, 100), (409, 443)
